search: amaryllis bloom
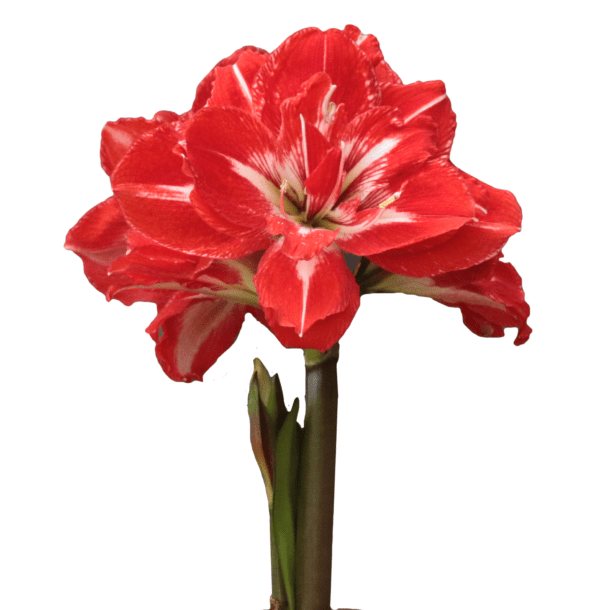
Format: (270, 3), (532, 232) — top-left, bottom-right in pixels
(66, 24), (530, 381)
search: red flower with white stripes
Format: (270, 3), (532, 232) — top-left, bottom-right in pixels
(175, 25), (523, 349)
(66, 24), (530, 383)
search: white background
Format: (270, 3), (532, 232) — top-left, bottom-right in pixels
(2, 1), (598, 609)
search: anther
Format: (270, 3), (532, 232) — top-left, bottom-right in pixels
(324, 101), (337, 123)
(378, 192), (401, 209)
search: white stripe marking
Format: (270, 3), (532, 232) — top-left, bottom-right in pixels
(113, 183), (193, 200)
(299, 114), (310, 176)
(295, 257), (319, 337)
(232, 63), (253, 107)
(178, 300), (235, 376)
(229, 158), (281, 207)
(473, 222), (515, 231)
(342, 137), (400, 192)
(404, 94), (447, 124)
(376, 211), (416, 225)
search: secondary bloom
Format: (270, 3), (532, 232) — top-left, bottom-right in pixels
(358, 254), (531, 345)
(66, 25), (530, 381)
(65, 195), (263, 382)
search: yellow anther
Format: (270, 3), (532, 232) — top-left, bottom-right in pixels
(378, 192), (401, 209)
(324, 101), (337, 123)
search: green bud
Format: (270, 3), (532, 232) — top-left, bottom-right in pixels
(272, 397), (301, 610)
(248, 372), (274, 506)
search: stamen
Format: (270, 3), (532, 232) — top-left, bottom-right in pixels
(279, 179), (289, 214)
(324, 101), (337, 124)
(378, 191), (401, 209)
(322, 84), (337, 117)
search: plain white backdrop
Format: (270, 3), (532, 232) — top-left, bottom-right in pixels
(1, 1), (598, 608)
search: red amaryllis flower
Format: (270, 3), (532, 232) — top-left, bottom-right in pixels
(178, 25), (524, 348)
(66, 24), (530, 381)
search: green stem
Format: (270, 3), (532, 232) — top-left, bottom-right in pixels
(296, 343), (339, 610)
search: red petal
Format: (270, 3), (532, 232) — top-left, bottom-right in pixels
(207, 49), (268, 113)
(196, 253), (261, 287)
(65, 197), (129, 295)
(326, 196), (382, 230)
(107, 244), (210, 285)
(381, 81), (456, 157)
(112, 122), (257, 258)
(456, 260), (531, 345)
(336, 160), (475, 255)
(146, 294), (248, 382)
(342, 24), (384, 67)
(100, 111), (179, 176)
(267, 215), (338, 260)
(109, 251), (261, 308)
(277, 72), (334, 129)
(369, 168), (522, 276)
(253, 27), (380, 134)
(340, 106), (436, 206)
(277, 104), (332, 201)
(375, 61), (403, 86)
(64, 197), (195, 307)
(192, 46), (268, 112)
(340, 26), (402, 85)
(361, 256), (531, 345)
(191, 255), (262, 307)
(253, 297), (360, 352)
(254, 241), (359, 337)
(185, 106), (279, 234)
(304, 146), (344, 219)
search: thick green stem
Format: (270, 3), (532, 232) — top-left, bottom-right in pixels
(296, 344), (339, 610)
